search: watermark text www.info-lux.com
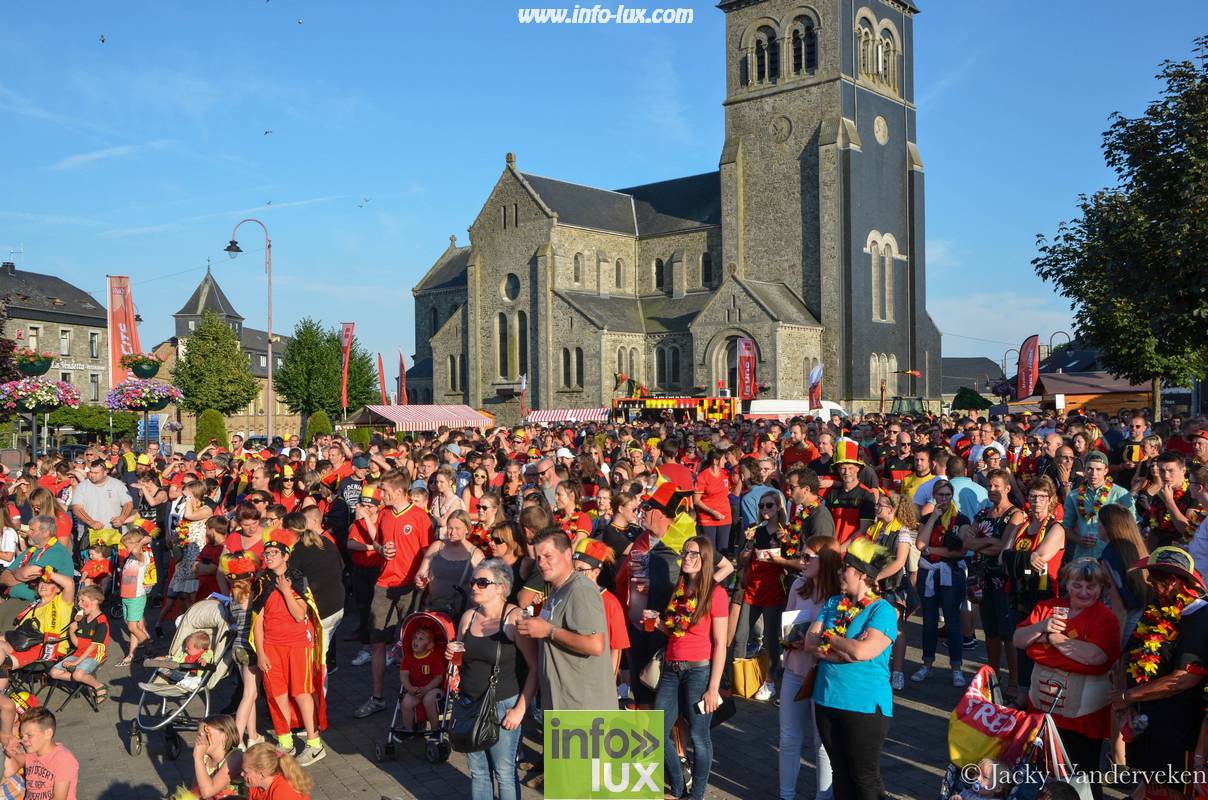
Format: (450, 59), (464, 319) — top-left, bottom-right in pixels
(517, 4), (694, 25)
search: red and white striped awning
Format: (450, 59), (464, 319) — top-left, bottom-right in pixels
(350, 404), (494, 432)
(526, 407), (609, 424)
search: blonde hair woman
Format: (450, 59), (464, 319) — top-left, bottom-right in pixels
(242, 742), (312, 799)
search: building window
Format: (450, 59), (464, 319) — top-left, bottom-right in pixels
(573, 253), (584, 284)
(497, 313), (510, 378)
(60, 372), (71, 385)
(448, 355), (458, 391)
(562, 348), (572, 389)
(429, 306), (438, 333)
(628, 348), (638, 380)
(501, 205), (508, 229)
(701, 252), (713, 287)
(614, 259), (624, 288)
(670, 346), (681, 386)
(791, 18), (817, 74)
(855, 15), (899, 95)
(574, 347), (584, 388)
(654, 259), (665, 290)
(188, 320), (195, 331)
(617, 348), (625, 375)
(259, 355), (267, 368)
(89, 331), (100, 359)
(656, 348), (667, 386)
(517, 310), (528, 376)
(867, 231), (898, 322)
(89, 373), (100, 402)
(888, 354), (899, 395)
(460, 356), (467, 392)
(755, 25), (779, 84)
(513, 203), (518, 227)
(27, 326), (39, 350)
(59, 329), (70, 356)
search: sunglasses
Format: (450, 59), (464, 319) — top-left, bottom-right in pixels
(490, 537), (507, 545)
(469, 577), (498, 589)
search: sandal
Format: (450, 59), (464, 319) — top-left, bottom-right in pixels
(115, 657), (133, 668)
(93, 686), (109, 704)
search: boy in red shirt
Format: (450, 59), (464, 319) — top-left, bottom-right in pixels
(399, 625), (446, 731)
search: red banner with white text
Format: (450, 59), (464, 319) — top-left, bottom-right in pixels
(107, 276), (143, 385)
(737, 338), (757, 400)
(340, 323), (355, 410)
(1017, 335), (1040, 399)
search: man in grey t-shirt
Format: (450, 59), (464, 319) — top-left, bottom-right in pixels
(516, 529), (616, 711)
(69, 461), (134, 530)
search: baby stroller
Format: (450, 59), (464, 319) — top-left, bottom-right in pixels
(373, 610), (457, 765)
(129, 598), (232, 760)
(940, 666), (1093, 800)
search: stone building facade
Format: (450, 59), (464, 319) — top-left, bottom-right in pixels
(409, 0), (941, 422)
(0, 261), (109, 404)
(153, 269), (301, 446)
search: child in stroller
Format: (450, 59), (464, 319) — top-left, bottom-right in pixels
(398, 623), (447, 733)
(374, 610), (457, 764)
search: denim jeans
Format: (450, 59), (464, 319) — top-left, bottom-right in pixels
(654, 664), (713, 800)
(466, 694), (522, 800)
(778, 669), (832, 800)
(917, 568), (965, 669)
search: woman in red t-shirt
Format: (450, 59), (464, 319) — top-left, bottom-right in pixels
(1013, 558), (1119, 800)
(651, 536), (728, 800)
(694, 451), (733, 556)
(242, 742), (312, 799)
(553, 483), (592, 545)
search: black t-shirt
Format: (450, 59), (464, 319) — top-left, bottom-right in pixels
(1135, 601), (1208, 748)
(287, 543), (346, 619)
(596, 523), (636, 591)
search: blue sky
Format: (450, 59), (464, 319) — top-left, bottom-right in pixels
(3, 1), (1205, 381)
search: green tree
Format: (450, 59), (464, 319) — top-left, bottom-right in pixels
(194, 409), (228, 452)
(47, 405), (138, 441)
(319, 328), (378, 419)
(274, 318), (339, 443)
(951, 387), (992, 412)
(307, 409), (333, 444)
(172, 311), (258, 416)
(1034, 36), (1208, 416)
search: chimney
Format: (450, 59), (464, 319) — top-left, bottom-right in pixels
(0, 262), (14, 275)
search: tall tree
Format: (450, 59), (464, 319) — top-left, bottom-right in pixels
(1034, 36), (1208, 415)
(274, 318), (338, 442)
(172, 310), (259, 416)
(47, 405), (139, 440)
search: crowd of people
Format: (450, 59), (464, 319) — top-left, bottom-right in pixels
(3, 406), (1208, 799)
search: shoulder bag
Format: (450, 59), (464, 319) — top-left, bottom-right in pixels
(450, 610), (502, 753)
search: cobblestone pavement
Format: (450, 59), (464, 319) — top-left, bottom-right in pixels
(63, 617), (1122, 799)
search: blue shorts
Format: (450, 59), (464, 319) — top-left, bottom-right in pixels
(122, 595), (148, 623)
(54, 655), (100, 675)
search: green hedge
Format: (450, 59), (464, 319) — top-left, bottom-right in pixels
(194, 409), (228, 452)
(307, 410), (333, 444)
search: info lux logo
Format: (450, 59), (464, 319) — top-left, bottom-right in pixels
(545, 710), (664, 799)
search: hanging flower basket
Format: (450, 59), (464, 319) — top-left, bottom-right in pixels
(106, 378), (183, 412)
(13, 348), (54, 377)
(0, 378), (81, 414)
(121, 353), (163, 379)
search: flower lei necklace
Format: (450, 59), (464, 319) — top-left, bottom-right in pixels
(1125, 588), (1197, 682)
(783, 500), (819, 559)
(1145, 480), (1189, 531)
(466, 522), (492, 553)
(660, 582), (699, 638)
(1075, 479), (1114, 524)
(817, 591), (878, 655)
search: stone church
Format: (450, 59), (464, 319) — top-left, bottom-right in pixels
(407, 0), (941, 421)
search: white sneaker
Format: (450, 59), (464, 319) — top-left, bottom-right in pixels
(890, 671), (905, 691)
(351, 648), (372, 667)
(952, 670), (966, 689)
(753, 680), (775, 702)
(910, 665), (931, 683)
(296, 743), (326, 766)
(354, 696), (387, 718)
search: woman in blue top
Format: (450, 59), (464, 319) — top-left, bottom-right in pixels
(805, 537), (897, 800)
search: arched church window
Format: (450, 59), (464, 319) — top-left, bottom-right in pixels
(517, 310), (529, 375)
(615, 259), (624, 288)
(654, 259), (666, 290)
(574, 348), (584, 388)
(755, 26), (779, 84)
(701, 252), (713, 287)
(573, 253), (584, 283)
(497, 313), (510, 378)
(562, 348), (572, 389)
(656, 347), (667, 386)
(670, 346), (681, 386)
(791, 18), (817, 75)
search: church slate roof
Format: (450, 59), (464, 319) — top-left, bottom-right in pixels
(617, 172), (721, 236)
(0, 264), (106, 325)
(520, 174), (637, 235)
(555, 290), (714, 334)
(641, 291), (714, 333)
(405, 356), (433, 380)
(174, 268), (244, 320)
(415, 246), (471, 293)
(737, 279), (821, 326)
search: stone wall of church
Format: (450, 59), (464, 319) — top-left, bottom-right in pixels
(773, 325), (824, 401)
(430, 305), (467, 404)
(548, 296), (605, 408)
(549, 226), (637, 298)
(689, 279), (778, 393)
(413, 287), (466, 363)
(602, 333), (646, 401)
(645, 332), (695, 392)
(635, 229), (716, 297)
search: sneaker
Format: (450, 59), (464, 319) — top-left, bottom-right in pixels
(962, 636), (979, 650)
(753, 680), (775, 702)
(296, 744), (327, 767)
(952, 670), (966, 689)
(890, 671), (905, 691)
(351, 648), (372, 667)
(354, 696), (387, 718)
(386, 650), (398, 667)
(910, 666), (931, 683)
(177, 675), (202, 692)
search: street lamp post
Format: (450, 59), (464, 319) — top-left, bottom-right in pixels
(225, 219), (274, 442)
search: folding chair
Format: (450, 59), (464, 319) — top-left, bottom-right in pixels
(43, 661), (107, 713)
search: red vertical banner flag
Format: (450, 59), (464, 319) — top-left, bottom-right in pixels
(1016, 335), (1040, 399)
(808, 363), (824, 408)
(737, 337), (757, 400)
(398, 352), (408, 405)
(339, 323), (355, 410)
(376, 353), (388, 405)
(107, 276), (143, 385)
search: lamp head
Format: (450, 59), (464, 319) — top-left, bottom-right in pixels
(224, 240), (242, 258)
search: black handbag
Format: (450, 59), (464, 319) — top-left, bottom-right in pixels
(449, 613), (502, 754)
(5, 618), (42, 652)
